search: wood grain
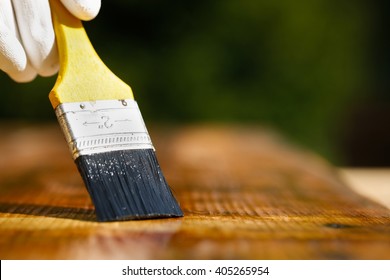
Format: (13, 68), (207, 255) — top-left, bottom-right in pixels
(0, 123), (389, 259)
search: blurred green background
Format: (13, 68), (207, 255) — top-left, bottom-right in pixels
(1, 0), (389, 166)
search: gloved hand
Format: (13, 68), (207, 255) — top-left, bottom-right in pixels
(0, 0), (101, 82)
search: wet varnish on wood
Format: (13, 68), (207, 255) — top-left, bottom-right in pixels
(0, 123), (389, 259)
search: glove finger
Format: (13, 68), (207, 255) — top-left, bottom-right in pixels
(11, 0), (59, 77)
(37, 40), (59, 77)
(0, 0), (28, 75)
(7, 62), (38, 83)
(60, 0), (101, 21)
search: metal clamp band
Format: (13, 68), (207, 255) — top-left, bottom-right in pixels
(55, 99), (154, 159)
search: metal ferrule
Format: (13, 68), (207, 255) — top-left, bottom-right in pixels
(55, 99), (154, 159)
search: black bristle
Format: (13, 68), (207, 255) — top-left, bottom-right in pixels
(75, 149), (183, 222)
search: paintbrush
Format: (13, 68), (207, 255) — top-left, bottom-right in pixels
(49, 0), (183, 221)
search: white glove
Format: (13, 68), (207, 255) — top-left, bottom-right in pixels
(0, 0), (101, 82)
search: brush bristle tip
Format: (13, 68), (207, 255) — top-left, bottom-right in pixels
(75, 149), (183, 222)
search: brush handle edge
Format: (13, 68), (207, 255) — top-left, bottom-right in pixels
(49, 0), (133, 108)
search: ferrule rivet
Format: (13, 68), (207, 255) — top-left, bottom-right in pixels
(80, 103), (85, 109)
(121, 100), (127, 106)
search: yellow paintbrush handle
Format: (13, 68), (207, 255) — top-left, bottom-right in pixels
(49, 0), (133, 108)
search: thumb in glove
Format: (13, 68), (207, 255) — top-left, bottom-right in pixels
(0, 0), (101, 83)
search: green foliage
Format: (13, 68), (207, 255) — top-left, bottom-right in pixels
(0, 0), (369, 162)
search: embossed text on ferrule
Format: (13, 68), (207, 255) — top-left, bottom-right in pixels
(55, 99), (154, 159)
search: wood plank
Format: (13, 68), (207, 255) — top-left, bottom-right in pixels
(339, 168), (390, 209)
(0, 123), (389, 259)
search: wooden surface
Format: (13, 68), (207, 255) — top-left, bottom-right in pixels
(0, 122), (389, 259)
(339, 168), (390, 209)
